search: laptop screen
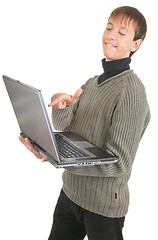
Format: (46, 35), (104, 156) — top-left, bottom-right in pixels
(3, 76), (60, 162)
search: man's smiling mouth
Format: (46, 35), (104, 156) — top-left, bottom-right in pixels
(105, 42), (116, 47)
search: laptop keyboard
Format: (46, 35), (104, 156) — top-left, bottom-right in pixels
(55, 134), (88, 159)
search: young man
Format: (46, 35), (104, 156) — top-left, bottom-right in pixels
(19, 6), (151, 240)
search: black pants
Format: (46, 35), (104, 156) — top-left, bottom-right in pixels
(48, 190), (125, 240)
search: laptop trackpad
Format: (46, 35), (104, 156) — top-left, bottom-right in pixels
(74, 141), (95, 149)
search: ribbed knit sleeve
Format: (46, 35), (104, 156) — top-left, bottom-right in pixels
(64, 75), (150, 177)
(105, 80), (150, 176)
(51, 105), (74, 131)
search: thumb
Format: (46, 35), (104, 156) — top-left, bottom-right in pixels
(72, 88), (83, 101)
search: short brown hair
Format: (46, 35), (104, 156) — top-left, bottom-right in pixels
(109, 6), (147, 56)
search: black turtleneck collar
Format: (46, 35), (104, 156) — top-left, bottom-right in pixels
(98, 57), (131, 84)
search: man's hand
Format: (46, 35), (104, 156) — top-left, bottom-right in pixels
(48, 88), (83, 109)
(19, 136), (47, 162)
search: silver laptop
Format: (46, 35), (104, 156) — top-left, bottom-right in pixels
(3, 75), (118, 168)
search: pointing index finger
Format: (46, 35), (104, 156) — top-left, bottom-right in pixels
(72, 88), (83, 101)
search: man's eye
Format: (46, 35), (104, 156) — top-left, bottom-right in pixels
(119, 32), (126, 36)
(107, 27), (112, 30)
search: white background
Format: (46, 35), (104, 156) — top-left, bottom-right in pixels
(0, 0), (157, 239)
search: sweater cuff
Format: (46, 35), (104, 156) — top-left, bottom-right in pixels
(51, 105), (74, 131)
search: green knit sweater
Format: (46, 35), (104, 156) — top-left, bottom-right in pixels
(52, 70), (150, 218)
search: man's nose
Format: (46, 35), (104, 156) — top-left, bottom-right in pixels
(108, 30), (117, 40)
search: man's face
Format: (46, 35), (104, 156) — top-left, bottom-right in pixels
(102, 16), (140, 61)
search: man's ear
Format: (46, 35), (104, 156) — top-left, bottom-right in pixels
(131, 39), (142, 52)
